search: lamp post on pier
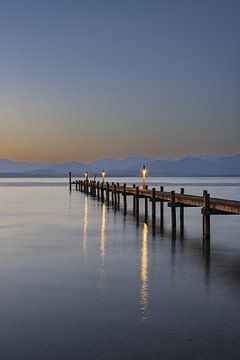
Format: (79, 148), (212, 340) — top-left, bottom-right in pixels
(142, 165), (147, 189)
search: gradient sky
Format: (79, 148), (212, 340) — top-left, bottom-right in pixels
(0, 0), (239, 163)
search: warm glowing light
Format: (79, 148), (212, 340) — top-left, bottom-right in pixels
(84, 171), (89, 180)
(83, 196), (88, 257)
(102, 169), (106, 183)
(141, 222), (149, 319)
(142, 165), (147, 189)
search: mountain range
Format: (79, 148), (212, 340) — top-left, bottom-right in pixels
(0, 155), (240, 177)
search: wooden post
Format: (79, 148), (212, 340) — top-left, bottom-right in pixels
(106, 182), (110, 206)
(117, 183), (120, 210)
(170, 190), (176, 239)
(75, 180), (78, 191)
(111, 182), (114, 206)
(145, 185), (148, 223)
(93, 181), (96, 197)
(136, 186), (139, 224)
(101, 182), (104, 203)
(69, 172), (72, 191)
(123, 183), (127, 215)
(152, 187), (156, 233)
(180, 187), (184, 238)
(97, 181), (100, 200)
(80, 180), (83, 192)
(114, 184), (117, 211)
(203, 190), (211, 243)
(133, 184), (136, 216)
(160, 185), (164, 233)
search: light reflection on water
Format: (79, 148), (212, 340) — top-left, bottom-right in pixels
(141, 223), (149, 320)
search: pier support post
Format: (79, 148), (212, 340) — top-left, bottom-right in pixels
(145, 185), (148, 223)
(117, 183), (120, 210)
(170, 190), (176, 239)
(111, 182), (114, 206)
(114, 184), (117, 211)
(160, 185), (164, 233)
(123, 183), (127, 215)
(69, 172), (72, 191)
(136, 186), (139, 224)
(106, 182), (110, 206)
(101, 183), (104, 203)
(97, 182), (100, 201)
(75, 180), (78, 191)
(80, 180), (83, 192)
(180, 187), (184, 238)
(133, 184), (136, 216)
(202, 190), (211, 249)
(152, 188), (156, 233)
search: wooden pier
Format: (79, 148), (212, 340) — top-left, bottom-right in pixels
(69, 172), (240, 249)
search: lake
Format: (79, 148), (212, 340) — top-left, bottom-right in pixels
(0, 177), (239, 359)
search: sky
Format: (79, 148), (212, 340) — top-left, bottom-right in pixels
(0, 0), (239, 163)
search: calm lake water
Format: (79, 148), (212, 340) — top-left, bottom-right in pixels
(0, 177), (239, 360)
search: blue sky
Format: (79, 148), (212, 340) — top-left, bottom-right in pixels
(0, 0), (239, 162)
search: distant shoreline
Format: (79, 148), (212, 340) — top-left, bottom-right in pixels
(0, 174), (240, 178)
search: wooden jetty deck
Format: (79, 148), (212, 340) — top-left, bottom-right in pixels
(69, 172), (240, 250)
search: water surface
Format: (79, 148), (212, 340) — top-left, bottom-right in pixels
(0, 177), (239, 359)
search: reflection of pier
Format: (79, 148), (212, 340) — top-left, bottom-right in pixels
(83, 196), (88, 257)
(71, 173), (240, 252)
(101, 204), (106, 262)
(141, 223), (149, 320)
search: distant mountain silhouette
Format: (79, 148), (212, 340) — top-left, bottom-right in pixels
(0, 155), (239, 177)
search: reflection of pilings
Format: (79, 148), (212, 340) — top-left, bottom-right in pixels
(83, 196), (88, 257)
(101, 204), (106, 261)
(140, 223), (149, 320)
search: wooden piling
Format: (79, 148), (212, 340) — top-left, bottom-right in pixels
(114, 184), (117, 211)
(133, 184), (136, 216)
(170, 190), (176, 237)
(203, 190), (210, 242)
(117, 183), (120, 210)
(111, 182), (114, 206)
(160, 185), (164, 232)
(136, 186), (139, 224)
(180, 187), (184, 238)
(97, 181), (100, 200)
(106, 182), (110, 205)
(101, 182), (104, 203)
(69, 172), (72, 191)
(123, 183), (127, 215)
(152, 188), (156, 232)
